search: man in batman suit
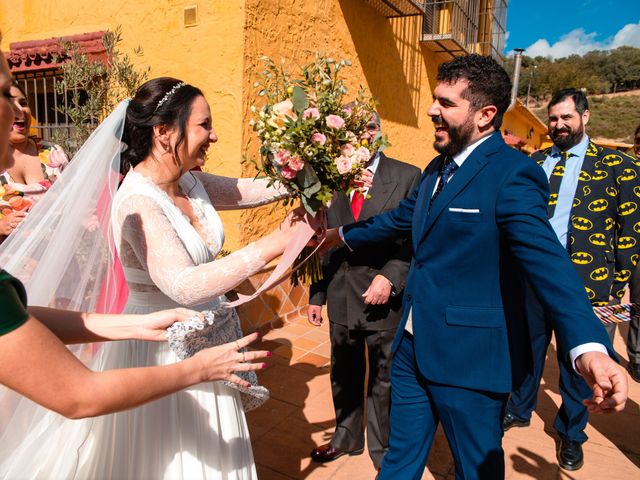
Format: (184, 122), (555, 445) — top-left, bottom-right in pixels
(503, 88), (640, 471)
(320, 55), (628, 480)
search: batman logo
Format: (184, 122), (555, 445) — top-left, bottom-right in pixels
(586, 144), (599, 157)
(632, 254), (639, 266)
(589, 233), (606, 246)
(548, 193), (558, 206)
(618, 201), (638, 216)
(583, 185), (591, 196)
(572, 197), (581, 207)
(571, 252), (594, 264)
(602, 154), (623, 166)
(607, 186), (619, 197)
(635, 186), (640, 198)
(590, 267), (609, 281)
(592, 170), (608, 181)
(593, 301), (608, 307)
(579, 170), (592, 182)
(605, 217), (614, 231)
(617, 236), (637, 249)
(588, 199), (608, 212)
(584, 286), (596, 299)
(617, 169), (638, 183)
(634, 221), (640, 234)
(571, 217), (593, 231)
(615, 270), (631, 282)
(552, 165), (565, 176)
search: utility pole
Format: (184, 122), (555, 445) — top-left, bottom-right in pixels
(526, 65), (537, 107)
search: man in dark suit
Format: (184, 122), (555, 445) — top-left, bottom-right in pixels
(308, 115), (420, 469)
(503, 89), (640, 471)
(320, 54), (628, 479)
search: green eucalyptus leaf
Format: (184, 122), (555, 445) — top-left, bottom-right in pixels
(291, 85), (309, 113)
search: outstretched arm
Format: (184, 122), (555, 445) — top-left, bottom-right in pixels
(27, 306), (202, 343)
(0, 314), (268, 419)
(192, 171), (289, 210)
(117, 195), (303, 306)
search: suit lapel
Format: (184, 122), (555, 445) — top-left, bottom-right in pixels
(418, 134), (500, 245)
(359, 154), (397, 220)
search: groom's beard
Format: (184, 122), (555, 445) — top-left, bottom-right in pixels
(433, 115), (475, 158)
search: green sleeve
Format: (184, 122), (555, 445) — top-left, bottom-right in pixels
(0, 270), (29, 336)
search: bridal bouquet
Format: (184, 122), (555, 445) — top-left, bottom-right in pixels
(250, 55), (387, 284)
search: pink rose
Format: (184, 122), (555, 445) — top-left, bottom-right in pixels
(302, 108), (320, 120)
(273, 149), (290, 166)
(268, 99), (297, 129)
(341, 143), (355, 157)
(288, 155), (305, 172)
(311, 132), (326, 145)
(355, 146), (372, 164)
(326, 114), (345, 129)
(335, 155), (352, 174)
(281, 166), (298, 180)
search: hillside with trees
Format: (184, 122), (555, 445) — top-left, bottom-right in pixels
(506, 46), (640, 143)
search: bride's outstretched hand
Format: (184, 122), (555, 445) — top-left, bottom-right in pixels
(137, 308), (205, 341)
(193, 332), (270, 386)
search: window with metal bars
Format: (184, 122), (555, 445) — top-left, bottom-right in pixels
(13, 69), (88, 142)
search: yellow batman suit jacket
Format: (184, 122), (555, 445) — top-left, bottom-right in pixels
(532, 142), (640, 305)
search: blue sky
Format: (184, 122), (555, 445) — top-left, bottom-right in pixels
(505, 0), (640, 58)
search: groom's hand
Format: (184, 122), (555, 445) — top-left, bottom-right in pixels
(575, 351), (628, 413)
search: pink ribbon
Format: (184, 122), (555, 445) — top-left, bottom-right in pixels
(224, 211), (326, 308)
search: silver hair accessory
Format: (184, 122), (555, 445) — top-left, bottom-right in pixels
(155, 81), (186, 111)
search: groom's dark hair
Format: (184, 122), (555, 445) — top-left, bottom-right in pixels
(121, 77), (203, 175)
(437, 54), (512, 129)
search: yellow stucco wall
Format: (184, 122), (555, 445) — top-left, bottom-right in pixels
(2, 0), (546, 248)
(1, 0), (248, 249)
(240, 0), (454, 243)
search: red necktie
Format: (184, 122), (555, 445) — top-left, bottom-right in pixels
(351, 190), (365, 220)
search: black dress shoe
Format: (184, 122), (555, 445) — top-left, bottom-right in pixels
(310, 444), (363, 463)
(628, 361), (640, 383)
(502, 411), (530, 431)
(558, 438), (584, 471)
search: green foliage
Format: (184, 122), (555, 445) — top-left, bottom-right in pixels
(506, 46), (640, 103)
(532, 93), (640, 143)
(52, 27), (150, 155)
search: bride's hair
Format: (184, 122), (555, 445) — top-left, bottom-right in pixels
(121, 77), (203, 174)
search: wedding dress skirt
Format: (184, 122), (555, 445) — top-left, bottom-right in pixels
(0, 290), (257, 480)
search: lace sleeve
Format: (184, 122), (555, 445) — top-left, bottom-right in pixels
(191, 171), (289, 210)
(116, 194), (267, 306)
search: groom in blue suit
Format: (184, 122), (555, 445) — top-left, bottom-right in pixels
(321, 55), (628, 479)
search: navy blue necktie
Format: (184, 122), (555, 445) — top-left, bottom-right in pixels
(430, 157), (458, 207)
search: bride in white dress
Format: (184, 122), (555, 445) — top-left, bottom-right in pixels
(0, 78), (302, 479)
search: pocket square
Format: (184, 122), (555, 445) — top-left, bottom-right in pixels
(449, 207), (480, 213)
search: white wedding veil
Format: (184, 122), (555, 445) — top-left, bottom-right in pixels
(0, 100), (129, 476)
(0, 99), (129, 311)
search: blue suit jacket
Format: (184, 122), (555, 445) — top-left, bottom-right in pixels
(343, 133), (612, 394)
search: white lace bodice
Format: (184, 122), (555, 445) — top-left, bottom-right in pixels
(111, 170), (286, 307)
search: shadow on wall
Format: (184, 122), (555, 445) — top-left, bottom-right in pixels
(338, 0), (422, 127)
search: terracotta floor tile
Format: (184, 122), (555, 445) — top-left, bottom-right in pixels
(310, 341), (331, 357)
(297, 352), (331, 369)
(300, 328), (330, 344)
(292, 337), (323, 352)
(246, 397), (299, 440)
(246, 322), (640, 480)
